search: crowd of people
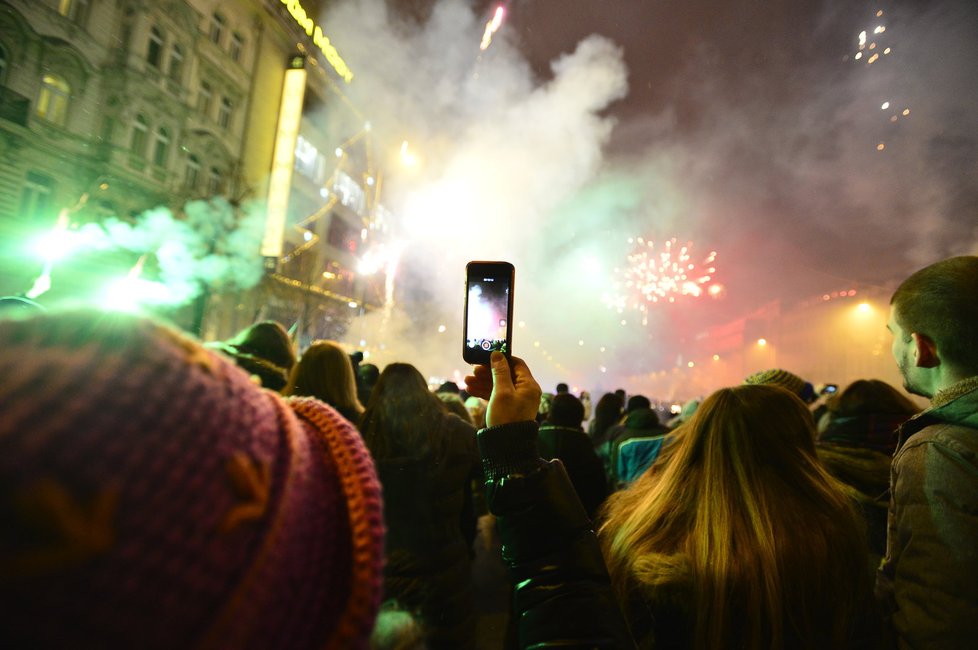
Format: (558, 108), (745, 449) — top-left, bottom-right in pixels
(0, 255), (976, 649)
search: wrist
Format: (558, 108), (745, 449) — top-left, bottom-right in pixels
(477, 421), (540, 482)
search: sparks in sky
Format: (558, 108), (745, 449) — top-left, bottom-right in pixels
(603, 238), (720, 317)
(480, 6), (506, 51)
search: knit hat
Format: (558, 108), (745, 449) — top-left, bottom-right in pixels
(0, 311), (384, 649)
(745, 368), (811, 399)
(207, 321), (296, 391)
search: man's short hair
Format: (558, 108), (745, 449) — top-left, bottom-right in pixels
(626, 394), (651, 412)
(891, 256), (978, 373)
(555, 382), (569, 394)
(549, 393), (585, 428)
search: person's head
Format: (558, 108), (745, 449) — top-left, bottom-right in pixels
(825, 379), (919, 420)
(626, 394), (651, 413)
(284, 340), (364, 419)
(818, 379), (919, 453)
(548, 393), (585, 428)
(600, 384), (870, 649)
(360, 363), (445, 459)
(555, 382), (569, 394)
(437, 392), (474, 425)
(889, 256), (978, 397)
(743, 368), (814, 403)
(593, 392), (623, 425)
(435, 380), (460, 394)
(614, 389), (626, 408)
(465, 395), (488, 429)
(208, 320), (296, 391)
(359, 363), (381, 388)
(0, 310), (384, 647)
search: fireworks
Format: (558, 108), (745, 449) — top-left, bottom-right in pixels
(603, 238), (720, 317)
(479, 6), (505, 51)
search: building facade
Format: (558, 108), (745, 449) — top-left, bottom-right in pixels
(0, 0), (391, 343)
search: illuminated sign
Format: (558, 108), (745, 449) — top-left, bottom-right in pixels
(263, 60), (307, 258)
(280, 0), (354, 83)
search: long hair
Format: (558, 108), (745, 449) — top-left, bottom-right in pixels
(599, 385), (871, 650)
(360, 363), (445, 460)
(826, 379), (919, 419)
(283, 340), (363, 418)
(590, 392), (622, 441)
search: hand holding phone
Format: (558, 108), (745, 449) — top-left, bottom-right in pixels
(463, 261), (515, 365)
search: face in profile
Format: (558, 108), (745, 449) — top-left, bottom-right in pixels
(887, 306), (929, 398)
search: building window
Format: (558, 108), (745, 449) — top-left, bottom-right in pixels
(217, 97), (232, 130)
(20, 172), (54, 222)
(130, 113), (148, 156)
(58, 0), (89, 25)
(207, 167), (222, 195)
(185, 154), (200, 189)
(230, 32), (244, 62)
(198, 81), (212, 116)
(168, 44), (184, 82)
(209, 13), (226, 46)
(147, 26), (164, 68)
(152, 127), (170, 167)
(36, 74), (71, 126)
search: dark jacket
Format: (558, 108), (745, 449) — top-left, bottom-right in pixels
(375, 412), (482, 649)
(477, 421), (636, 649)
(537, 424), (609, 519)
(599, 408), (669, 484)
(877, 376), (978, 650)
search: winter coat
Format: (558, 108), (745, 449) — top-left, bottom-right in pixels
(616, 434), (671, 486)
(877, 376), (978, 650)
(477, 421), (636, 649)
(599, 408), (669, 484)
(537, 424), (609, 519)
(374, 412), (482, 649)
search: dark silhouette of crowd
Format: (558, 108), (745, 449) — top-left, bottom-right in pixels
(1, 255), (977, 649)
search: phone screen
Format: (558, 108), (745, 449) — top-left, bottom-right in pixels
(463, 261), (514, 364)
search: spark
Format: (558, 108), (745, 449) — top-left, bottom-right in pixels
(480, 6), (506, 51)
(603, 238), (720, 315)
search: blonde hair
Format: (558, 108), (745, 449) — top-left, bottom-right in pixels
(599, 385), (871, 649)
(284, 340), (363, 419)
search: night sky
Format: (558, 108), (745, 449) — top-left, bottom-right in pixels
(321, 0), (978, 388)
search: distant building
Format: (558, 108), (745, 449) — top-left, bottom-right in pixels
(0, 0), (392, 342)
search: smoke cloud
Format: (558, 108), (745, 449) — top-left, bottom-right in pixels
(319, 0), (977, 396)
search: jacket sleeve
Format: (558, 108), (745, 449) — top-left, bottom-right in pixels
(877, 431), (978, 650)
(478, 421), (636, 650)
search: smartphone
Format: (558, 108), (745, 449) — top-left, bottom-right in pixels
(821, 384), (838, 395)
(463, 261), (515, 364)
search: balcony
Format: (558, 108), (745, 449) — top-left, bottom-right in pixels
(0, 87), (31, 127)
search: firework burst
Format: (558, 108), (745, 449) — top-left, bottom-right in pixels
(603, 238), (720, 317)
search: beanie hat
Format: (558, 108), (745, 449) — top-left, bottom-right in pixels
(744, 368), (808, 398)
(207, 321), (296, 391)
(0, 311), (384, 649)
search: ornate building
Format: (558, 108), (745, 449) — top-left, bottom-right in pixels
(0, 0), (391, 343)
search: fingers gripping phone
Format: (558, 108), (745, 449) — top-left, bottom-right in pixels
(463, 261), (514, 364)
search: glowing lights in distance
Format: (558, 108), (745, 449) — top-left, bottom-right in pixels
(756, 338), (768, 347)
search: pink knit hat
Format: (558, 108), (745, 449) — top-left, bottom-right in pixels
(0, 311), (384, 649)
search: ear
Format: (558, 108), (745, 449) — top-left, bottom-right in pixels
(911, 333), (940, 368)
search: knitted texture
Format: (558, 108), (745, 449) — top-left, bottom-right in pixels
(0, 311), (384, 649)
(744, 368), (807, 397)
